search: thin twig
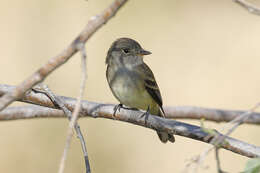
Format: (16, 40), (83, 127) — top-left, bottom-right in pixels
(212, 103), (260, 146)
(215, 148), (227, 173)
(59, 44), (88, 173)
(186, 102), (260, 172)
(33, 85), (91, 173)
(234, 0), (260, 15)
(0, 0), (128, 112)
(77, 45), (91, 173)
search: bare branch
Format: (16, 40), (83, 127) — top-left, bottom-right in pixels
(0, 0), (128, 112)
(0, 105), (64, 119)
(215, 148), (227, 173)
(211, 103), (260, 147)
(0, 90), (259, 158)
(33, 85), (90, 173)
(185, 102), (260, 172)
(165, 106), (260, 124)
(1, 84), (260, 125)
(234, 0), (260, 15)
(58, 43), (88, 173)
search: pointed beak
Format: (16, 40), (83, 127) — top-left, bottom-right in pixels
(139, 49), (152, 56)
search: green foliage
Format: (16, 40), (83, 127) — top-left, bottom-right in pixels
(244, 158), (260, 173)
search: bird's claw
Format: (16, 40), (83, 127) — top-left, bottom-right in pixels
(113, 104), (123, 118)
(140, 106), (150, 125)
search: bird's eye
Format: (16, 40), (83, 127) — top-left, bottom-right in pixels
(122, 48), (130, 54)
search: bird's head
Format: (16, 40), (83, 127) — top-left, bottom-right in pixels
(106, 38), (151, 66)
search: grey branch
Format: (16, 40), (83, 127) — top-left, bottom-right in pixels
(0, 84), (259, 158)
(0, 0), (128, 112)
(191, 103), (260, 173)
(215, 148), (227, 173)
(234, 0), (260, 15)
(34, 84), (90, 173)
(58, 39), (89, 173)
(164, 106), (260, 124)
(1, 84), (260, 124)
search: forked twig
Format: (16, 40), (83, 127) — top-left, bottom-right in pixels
(33, 84), (91, 173)
(185, 102), (260, 172)
(58, 44), (88, 173)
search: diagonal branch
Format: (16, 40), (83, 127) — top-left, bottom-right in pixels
(189, 102), (260, 172)
(234, 0), (260, 15)
(33, 85), (90, 173)
(0, 0), (128, 112)
(0, 85), (259, 158)
(58, 43), (88, 173)
(1, 84), (260, 125)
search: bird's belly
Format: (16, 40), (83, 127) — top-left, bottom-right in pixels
(111, 74), (154, 111)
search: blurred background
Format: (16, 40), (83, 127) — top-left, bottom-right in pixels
(0, 0), (260, 172)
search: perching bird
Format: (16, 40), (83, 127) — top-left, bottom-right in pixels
(106, 38), (175, 143)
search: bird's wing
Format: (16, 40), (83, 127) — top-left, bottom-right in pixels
(135, 63), (165, 115)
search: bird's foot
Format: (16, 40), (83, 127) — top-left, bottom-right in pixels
(113, 104), (123, 118)
(140, 106), (150, 125)
(113, 104), (140, 119)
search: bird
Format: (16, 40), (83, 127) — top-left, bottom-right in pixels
(105, 37), (175, 143)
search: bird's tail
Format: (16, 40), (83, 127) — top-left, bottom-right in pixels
(156, 109), (175, 143)
(157, 131), (175, 143)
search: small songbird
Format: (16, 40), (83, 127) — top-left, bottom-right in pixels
(106, 38), (175, 143)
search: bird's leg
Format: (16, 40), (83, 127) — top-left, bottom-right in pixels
(113, 104), (140, 119)
(140, 106), (150, 125)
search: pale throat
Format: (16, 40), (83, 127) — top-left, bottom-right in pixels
(124, 56), (143, 70)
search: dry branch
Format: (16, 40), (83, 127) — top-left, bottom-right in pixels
(165, 106), (260, 124)
(58, 42), (88, 173)
(234, 0), (260, 15)
(1, 84), (260, 124)
(0, 84), (259, 158)
(188, 103), (260, 172)
(0, 0), (128, 112)
(34, 84), (90, 173)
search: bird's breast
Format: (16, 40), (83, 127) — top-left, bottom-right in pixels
(107, 67), (156, 111)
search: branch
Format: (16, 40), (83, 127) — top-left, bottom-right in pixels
(1, 84), (260, 124)
(58, 41), (88, 173)
(234, 0), (260, 15)
(33, 85), (90, 173)
(0, 0), (128, 112)
(215, 148), (227, 173)
(165, 106), (260, 124)
(189, 102), (260, 172)
(0, 86), (259, 158)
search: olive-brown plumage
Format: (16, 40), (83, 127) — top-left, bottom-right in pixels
(106, 38), (175, 143)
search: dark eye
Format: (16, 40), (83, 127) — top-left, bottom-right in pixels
(122, 48), (130, 54)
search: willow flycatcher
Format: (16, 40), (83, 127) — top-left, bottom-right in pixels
(106, 38), (175, 143)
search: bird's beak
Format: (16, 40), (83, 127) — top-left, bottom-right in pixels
(139, 49), (152, 56)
